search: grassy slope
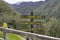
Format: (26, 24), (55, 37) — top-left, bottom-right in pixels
(0, 32), (22, 40)
(8, 33), (22, 40)
(0, 32), (3, 38)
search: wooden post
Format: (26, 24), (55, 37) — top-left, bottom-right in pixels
(26, 37), (29, 40)
(2, 21), (8, 40)
(31, 12), (33, 33)
(4, 31), (8, 40)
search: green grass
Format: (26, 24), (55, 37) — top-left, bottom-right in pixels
(0, 32), (3, 38)
(0, 31), (23, 40)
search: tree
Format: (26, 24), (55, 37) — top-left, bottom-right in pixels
(43, 17), (58, 36)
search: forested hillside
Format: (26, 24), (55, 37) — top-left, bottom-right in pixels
(33, 0), (60, 38)
(0, 0), (21, 29)
(1, 0), (60, 38)
(10, 0), (60, 38)
(34, 0), (60, 19)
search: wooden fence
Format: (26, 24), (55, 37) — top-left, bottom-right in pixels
(0, 27), (60, 40)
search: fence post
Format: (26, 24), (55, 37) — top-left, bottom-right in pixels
(3, 31), (8, 40)
(26, 37), (29, 40)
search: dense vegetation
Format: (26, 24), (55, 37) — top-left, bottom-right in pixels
(0, 0), (60, 38)
(33, 0), (60, 38)
(11, 0), (60, 38)
(0, 0), (22, 29)
(34, 0), (60, 19)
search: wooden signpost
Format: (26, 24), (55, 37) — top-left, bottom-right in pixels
(20, 12), (45, 33)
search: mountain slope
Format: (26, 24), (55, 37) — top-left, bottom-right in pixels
(0, 0), (22, 30)
(0, 0), (21, 23)
(11, 1), (45, 15)
(33, 0), (60, 37)
(33, 0), (60, 19)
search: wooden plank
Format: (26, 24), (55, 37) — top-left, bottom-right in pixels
(20, 15), (45, 19)
(3, 32), (8, 40)
(20, 21), (43, 24)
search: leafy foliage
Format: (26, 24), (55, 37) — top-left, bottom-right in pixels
(43, 17), (60, 37)
(33, 0), (60, 37)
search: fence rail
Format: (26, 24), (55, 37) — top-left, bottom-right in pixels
(0, 27), (60, 40)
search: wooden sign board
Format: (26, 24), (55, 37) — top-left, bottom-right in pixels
(20, 21), (43, 24)
(20, 15), (45, 19)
